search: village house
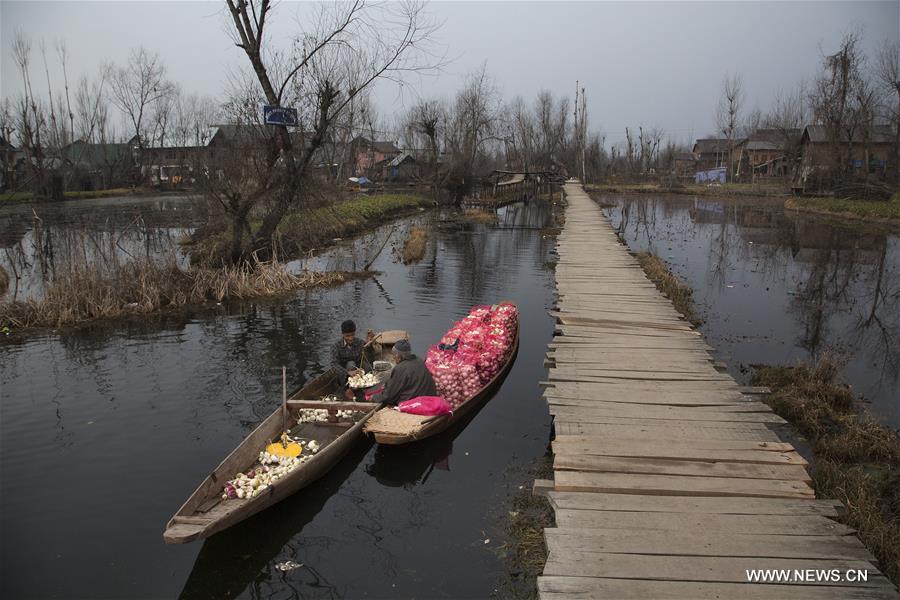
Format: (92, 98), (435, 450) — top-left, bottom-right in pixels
(377, 152), (419, 182)
(351, 137), (401, 178)
(0, 136), (26, 192)
(691, 138), (731, 172)
(671, 151), (696, 177)
(60, 140), (136, 190)
(799, 124), (896, 186)
(733, 128), (802, 180)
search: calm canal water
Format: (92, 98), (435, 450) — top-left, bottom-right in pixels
(601, 193), (900, 429)
(0, 199), (556, 598)
(0, 194), (207, 300)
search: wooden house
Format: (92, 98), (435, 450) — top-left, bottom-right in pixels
(691, 139), (731, 172)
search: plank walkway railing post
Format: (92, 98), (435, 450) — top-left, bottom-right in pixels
(534, 181), (899, 599)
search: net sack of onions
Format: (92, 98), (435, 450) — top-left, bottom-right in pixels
(491, 303), (518, 334)
(469, 305), (493, 323)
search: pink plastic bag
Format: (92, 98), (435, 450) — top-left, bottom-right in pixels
(396, 396), (452, 416)
(363, 386), (384, 401)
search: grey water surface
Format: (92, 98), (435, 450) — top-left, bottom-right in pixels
(1, 199), (556, 599)
(602, 193), (900, 429)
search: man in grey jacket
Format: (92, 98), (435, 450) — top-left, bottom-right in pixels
(370, 339), (437, 406)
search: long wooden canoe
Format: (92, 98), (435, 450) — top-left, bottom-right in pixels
(364, 305), (519, 445)
(163, 330), (408, 544)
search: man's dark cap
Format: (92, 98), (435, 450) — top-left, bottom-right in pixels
(393, 339), (411, 353)
(341, 320), (356, 334)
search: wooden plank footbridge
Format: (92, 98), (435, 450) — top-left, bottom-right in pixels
(534, 182), (898, 599)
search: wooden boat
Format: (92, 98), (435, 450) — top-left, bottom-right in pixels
(163, 330), (409, 544)
(364, 304), (519, 445)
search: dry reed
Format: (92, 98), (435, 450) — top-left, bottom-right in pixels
(636, 252), (700, 325)
(496, 455), (555, 600)
(401, 227), (427, 264)
(753, 358), (900, 585)
(0, 259), (364, 330)
(463, 208), (499, 224)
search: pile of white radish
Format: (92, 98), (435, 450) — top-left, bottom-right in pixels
(221, 441), (321, 500)
(348, 372), (379, 389)
(426, 303), (518, 409)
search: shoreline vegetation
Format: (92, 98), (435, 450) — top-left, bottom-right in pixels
(462, 208), (500, 224)
(496, 455), (554, 600)
(401, 226), (427, 264)
(753, 360), (900, 586)
(0, 258), (370, 333)
(188, 193), (433, 266)
(785, 195), (900, 223)
(587, 182), (900, 224)
(0, 187), (182, 204)
(634, 252), (701, 325)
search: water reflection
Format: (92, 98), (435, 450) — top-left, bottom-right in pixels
(603, 194), (900, 427)
(0, 199), (556, 599)
(0, 194), (208, 300)
(179, 442), (372, 600)
(365, 372), (513, 489)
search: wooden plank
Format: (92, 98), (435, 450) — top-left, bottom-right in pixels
(553, 455), (812, 482)
(287, 400), (379, 411)
(545, 492), (844, 516)
(543, 552), (882, 584)
(544, 393), (753, 407)
(554, 421), (782, 442)
(549, 405), (786, 424)
(544, 529), (871, 560)
(171, 515), (214, 526)
(543, 381), (743, 394)
(533, 184), (893, 599)
(547, 374), (739, 384)
(552, 441), (807, 466)
(537, 576), (898, 599)
(546, 397), (774, 413)
(552, 470), (814, 498)
(553, 435), (795, 452)
(553, 510), (851, 535)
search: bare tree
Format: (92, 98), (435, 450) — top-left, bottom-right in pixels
(764, 84), (808, 182)
(215, 0), (438, 262)
(404, 98), (445, 196)
(874, 39), (899, 181)
(809, 31), (867, 183)
(110, 46), (174, 151)
(638, 126), (663, 174)
(11, 30), (60, 200)
(534, 90), (569, 173)
(443, 65), (499, 203)
(716, 73), (743, 182)
(149, 84), (178, 148)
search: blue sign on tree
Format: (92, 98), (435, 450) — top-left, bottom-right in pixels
(263, 105), (299, 127)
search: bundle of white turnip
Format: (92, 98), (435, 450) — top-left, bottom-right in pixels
(426, 303), (518, 409)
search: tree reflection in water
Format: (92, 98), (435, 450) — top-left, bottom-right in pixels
(603, 193), (900, 426)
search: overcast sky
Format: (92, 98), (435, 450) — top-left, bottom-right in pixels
(2, 1), (898, 146)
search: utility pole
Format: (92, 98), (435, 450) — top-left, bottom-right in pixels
(580, 85), (587, 183)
